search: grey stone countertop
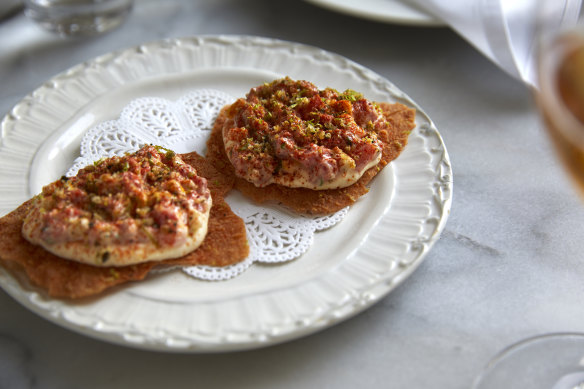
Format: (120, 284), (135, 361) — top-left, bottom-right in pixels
(1, 1), (583, 388)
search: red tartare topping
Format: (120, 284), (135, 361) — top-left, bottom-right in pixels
(27, 146), (210, 251)
(223, 77), (386, 188)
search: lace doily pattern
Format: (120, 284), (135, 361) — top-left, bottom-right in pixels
(183, 197), (347, 280)
(68, 89), (234, 174)
(67, 89), (347, 281)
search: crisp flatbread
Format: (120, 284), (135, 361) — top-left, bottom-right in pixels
(0, 151), (248, 299)
(206, 101), (416, 215)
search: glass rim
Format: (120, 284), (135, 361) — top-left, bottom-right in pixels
(471, 332), (584, 389)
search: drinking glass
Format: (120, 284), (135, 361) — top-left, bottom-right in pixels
(473, 2), (584, 388)
(537, 2), (584, 195)
(24, 0), (133, 37)
(473, 334), (584, 388)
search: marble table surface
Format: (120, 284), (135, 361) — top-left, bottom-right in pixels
(2, 1), (584, 388)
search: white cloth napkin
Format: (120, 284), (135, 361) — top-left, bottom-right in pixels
(409, 0), (582, 87)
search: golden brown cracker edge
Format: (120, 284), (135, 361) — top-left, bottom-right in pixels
(206, 102), (416, 215)
(0, 151), (249, 299)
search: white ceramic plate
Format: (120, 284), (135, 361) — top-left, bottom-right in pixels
(0, 35), (452, 352)
(304, 0), (443, 26)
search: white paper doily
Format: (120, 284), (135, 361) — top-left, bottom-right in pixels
(67, 89), (348, 281)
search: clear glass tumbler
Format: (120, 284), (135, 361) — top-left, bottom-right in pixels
(24, 0), (133, 37)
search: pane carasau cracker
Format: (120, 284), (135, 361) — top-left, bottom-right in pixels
(0, 151), (248, 299)
(207, 101), (416, 215)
